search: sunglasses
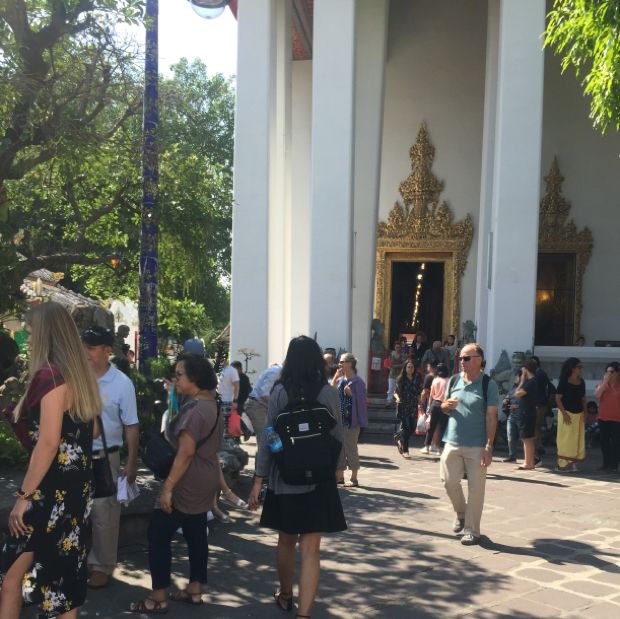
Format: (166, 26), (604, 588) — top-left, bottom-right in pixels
(459, 355), (481, 362)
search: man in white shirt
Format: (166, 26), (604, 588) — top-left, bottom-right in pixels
(82, 326), (139, 589)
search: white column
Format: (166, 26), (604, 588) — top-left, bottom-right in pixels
(268, 0), (292, 365)
(481, 0), (545, 366)
(350, 0), (389, 380)
(229, 0), (277, 365)
(475, 0), (500, 350)
(308, 0), (356, 351)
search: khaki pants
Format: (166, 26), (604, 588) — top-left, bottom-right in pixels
(245, 397), (268, 451)
(88, 451), (121, 575)
(342, 425), (361, 470)
(439, 443), (487, 537)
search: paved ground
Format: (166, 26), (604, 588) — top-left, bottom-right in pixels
(79, 437), (620, 618)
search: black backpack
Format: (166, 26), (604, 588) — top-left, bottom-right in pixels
(273, 395), (342, 485)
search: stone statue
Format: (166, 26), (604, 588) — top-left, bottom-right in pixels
(461, 320), (477, 344)
(370, 319), (385, 354)
(490, 349), (513, 394)
(113, 324), (131, 358)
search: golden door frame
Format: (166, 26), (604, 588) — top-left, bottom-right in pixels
(374, 123), (473, 347)
(537, 157), (593, 343)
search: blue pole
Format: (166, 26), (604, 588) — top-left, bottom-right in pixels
(139, 0), (159, 363)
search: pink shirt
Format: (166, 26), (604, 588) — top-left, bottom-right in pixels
(430, 376), (448, 402)
(597, 382), (620, 422)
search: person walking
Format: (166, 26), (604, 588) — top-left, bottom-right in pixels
(594, 361), (620, 473)
(440, 343), (499, 546)
(386, 341), (406, 404)
(394, 359), (422, 458)
(0, 302), (101, 619)
(554, 357), (586, 472)
(423, 362), (450, 455)
(248, 336), (346, 619)
(332, 352), (368, 487)
(81, 325), (139, 589)
(129, 353), (222, 613)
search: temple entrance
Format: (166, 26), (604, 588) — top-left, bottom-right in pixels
(389, 261), (444, 347)
(535, 252), (576, 345)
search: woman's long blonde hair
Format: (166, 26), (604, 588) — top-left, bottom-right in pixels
(14, 302), (101, 422)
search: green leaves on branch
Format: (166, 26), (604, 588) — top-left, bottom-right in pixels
(545, 0), (620, 132)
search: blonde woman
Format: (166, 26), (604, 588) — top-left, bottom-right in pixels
(0, 303), (101, 619)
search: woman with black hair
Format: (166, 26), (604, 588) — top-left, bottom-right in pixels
(130, 353), (222, 613)
(249, 336), (346, 619)
(394, 359), (422, 458)
(555, 357), (586, 472)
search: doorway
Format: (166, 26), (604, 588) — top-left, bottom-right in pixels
(389, 261), (444, 346)
(535, 252), (576, 345)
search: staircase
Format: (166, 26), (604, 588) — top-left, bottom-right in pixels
(364, 396), (399, 443)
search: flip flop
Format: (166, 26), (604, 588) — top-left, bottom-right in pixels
(129, 598), (168, 614)
(168, 590), (203, 605)
(517, 466), (535, 470)
(344, 480), (359, 487)
(221, 491), (249, 510)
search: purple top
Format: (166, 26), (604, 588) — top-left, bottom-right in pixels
(338, 374), (368, 428)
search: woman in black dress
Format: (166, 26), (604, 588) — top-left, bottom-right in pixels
(0, 302), (101, 619)
(394, 359), (422, 458)
(248, 336), (346, 619)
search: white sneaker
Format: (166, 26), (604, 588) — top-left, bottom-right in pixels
(430, 445), (441, 454)
(421, 446), (430, 454)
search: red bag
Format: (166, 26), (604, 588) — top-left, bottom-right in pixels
(383, 357), (392, 369)
(228, 408), (242, 437)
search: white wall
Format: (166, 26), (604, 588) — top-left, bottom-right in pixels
(541, 50), (620, 343)
(378, 0), (488, 331)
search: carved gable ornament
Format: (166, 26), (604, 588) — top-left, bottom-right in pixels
(375, 122), (473, 340)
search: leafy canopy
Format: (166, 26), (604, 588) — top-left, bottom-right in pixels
(545, 0), (620, 132)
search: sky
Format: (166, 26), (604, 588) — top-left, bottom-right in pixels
(120, 2), (238, 78)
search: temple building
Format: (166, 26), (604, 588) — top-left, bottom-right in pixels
(229, 0), (620, 379)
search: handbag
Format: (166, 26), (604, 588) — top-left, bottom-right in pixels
(228, 408), (242, 437)
(142, 402), (220, 480)
(92, 419), (116, 499)
(415, 406), (428, 435)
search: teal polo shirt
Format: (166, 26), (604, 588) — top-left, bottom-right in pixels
(443, 373), (499, 447)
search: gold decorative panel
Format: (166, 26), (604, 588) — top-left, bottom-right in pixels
(538, 157), (593, 342)
(375, 122), (473, 344)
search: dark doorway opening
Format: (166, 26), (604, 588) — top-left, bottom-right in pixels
(535, 252), (576, 346)
(389, 261), (444, 347)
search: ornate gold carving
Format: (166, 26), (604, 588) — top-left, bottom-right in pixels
(375, 123), (474, 343)
(538, 157), (593, 342)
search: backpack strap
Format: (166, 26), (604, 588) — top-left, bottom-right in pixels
(446, 374), (459, 399)
(482, 374), (490, 410)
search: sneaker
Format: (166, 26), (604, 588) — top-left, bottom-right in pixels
(421, 446), (430, 454)
(502, 456), (516, 463)
(452, 518), (465, 534)
(460, 534), (480, 546)
(402, 452), (411, 459)
(534, 456), (542, 466)
(429, 445), (441, 454)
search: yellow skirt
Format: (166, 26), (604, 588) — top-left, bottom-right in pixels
(556, 409), (585, 467)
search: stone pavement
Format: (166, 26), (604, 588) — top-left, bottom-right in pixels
(79, 438), (620, 618)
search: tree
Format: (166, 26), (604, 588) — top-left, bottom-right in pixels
(545, 0), (620, 133)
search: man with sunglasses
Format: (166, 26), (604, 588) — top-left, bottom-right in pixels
(82, 325), (139, 588)
(440, 343), (499, 546)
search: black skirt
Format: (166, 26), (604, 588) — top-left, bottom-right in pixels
(260, 480), (347, 534)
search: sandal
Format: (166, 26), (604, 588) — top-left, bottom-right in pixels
(168, 590), (203, 605)
(344, 480), (359, 487)
(129, 598), (168, 614)
(274, 590), (293, 612)
(221, 490), (249, 510)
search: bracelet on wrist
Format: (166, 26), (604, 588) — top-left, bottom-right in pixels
(16, 489), (34, 500)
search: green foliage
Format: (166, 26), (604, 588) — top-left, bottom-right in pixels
(0, 1), (234, 339)
(546, 0), (620, 132)
(0, 419), (28, 468)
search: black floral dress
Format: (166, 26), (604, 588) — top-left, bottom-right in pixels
(0, 364), (94, 618)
